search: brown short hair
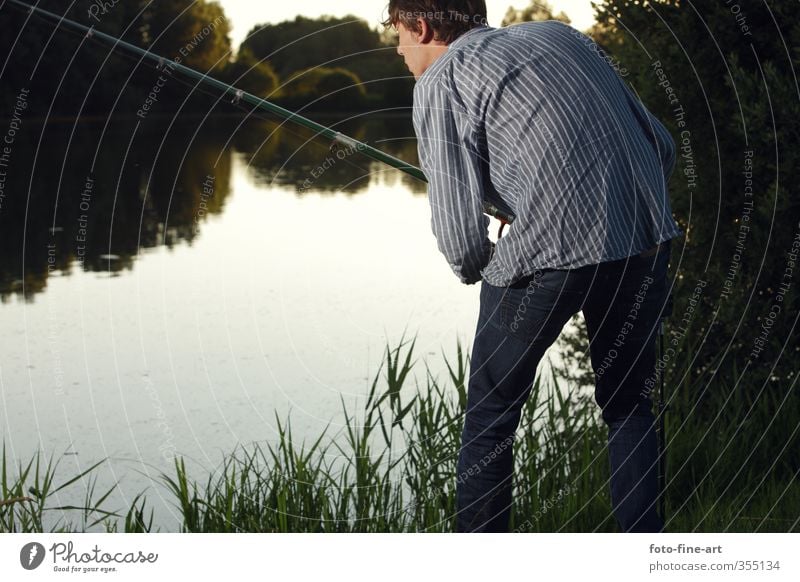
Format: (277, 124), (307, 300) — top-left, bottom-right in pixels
(382, 0), (488, 44)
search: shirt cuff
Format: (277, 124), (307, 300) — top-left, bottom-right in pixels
(457, 241), (495, 285)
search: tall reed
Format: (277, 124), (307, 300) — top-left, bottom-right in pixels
(2, 332), (797, 532)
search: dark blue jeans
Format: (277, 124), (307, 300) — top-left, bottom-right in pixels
(456, 241), (671, 532)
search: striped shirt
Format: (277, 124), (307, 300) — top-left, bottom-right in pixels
(412, 21), (683, 286)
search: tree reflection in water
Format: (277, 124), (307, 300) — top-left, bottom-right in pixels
(0, 113), (421, 302)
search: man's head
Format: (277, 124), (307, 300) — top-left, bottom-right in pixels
(383, 1), (488, 79)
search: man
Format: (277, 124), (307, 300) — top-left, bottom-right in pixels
(384, 0), (683, 532)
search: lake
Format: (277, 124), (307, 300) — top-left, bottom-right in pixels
(0, 114), (577, 531)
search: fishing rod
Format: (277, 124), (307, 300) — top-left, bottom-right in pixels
(3, 0), (515, 226)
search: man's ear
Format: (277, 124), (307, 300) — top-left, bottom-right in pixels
(417, 17), (435, 44)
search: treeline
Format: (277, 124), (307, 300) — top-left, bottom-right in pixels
(0, 0), (414, 117)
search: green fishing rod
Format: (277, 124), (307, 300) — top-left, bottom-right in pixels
(4, 0), (515, 225)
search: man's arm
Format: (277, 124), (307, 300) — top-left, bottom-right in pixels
(413, 79), (493, 285)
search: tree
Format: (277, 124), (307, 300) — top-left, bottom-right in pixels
(0, 0), (236, 114)
(502, 1), (571, 26)
(281, 67), (367, 111)
(223, 48), (280, 98)
(141, 0), (232, 74)
(0, 0), (149, 114)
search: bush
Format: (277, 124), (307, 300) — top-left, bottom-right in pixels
(280, 67), (367, 112)
(223, 49), (280, 99)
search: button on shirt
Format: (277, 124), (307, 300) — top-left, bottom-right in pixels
(412, 21), (684, 286)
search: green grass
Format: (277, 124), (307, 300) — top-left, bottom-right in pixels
(2, 333), (798, 532)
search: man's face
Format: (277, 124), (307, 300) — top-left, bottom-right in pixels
(395, 20), (428, 80)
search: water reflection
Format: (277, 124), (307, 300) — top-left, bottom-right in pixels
(0, 114), (422, 302)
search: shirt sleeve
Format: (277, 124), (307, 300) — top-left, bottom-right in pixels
(412, 79), (493, 285)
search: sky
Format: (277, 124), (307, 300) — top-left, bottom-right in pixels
(217, 0), (597, 50)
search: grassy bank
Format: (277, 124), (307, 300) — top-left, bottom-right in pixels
(2, 334), (797, 532)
